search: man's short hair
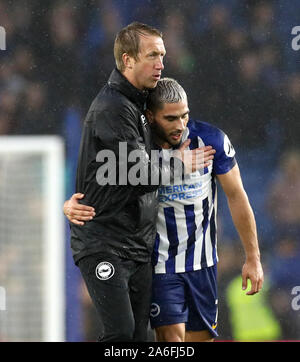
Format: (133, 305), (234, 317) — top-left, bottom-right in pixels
(114, 22), (162, 73)
(147, 78), (187, 112)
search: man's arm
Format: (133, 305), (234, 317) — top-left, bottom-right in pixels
(217, 163), (264, 295)
(63, 139), (215, 225)
(64, 193), (95, 226)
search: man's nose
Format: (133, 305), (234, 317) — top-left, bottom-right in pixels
(155, 57), (164, 70)
(176, 118), (185, 131)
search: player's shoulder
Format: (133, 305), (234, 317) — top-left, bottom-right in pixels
(188, 120), (236, 172)
(188, 119), (226, 148)
(188, 119), (223, 136)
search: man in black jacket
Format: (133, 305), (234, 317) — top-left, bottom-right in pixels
(67, 22), (215, 342)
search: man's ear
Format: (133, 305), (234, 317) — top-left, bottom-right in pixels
(145, 109), (154, 124)
(122, 53), (134, 70)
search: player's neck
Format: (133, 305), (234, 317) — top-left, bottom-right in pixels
(154, 136), (172, 149)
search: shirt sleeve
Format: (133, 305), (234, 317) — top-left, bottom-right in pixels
(212, 129), (237, 175)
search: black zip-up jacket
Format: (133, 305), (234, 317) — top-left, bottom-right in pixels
(71, 68), (161, 264)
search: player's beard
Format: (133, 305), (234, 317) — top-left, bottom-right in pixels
(151, 122), (182, 148)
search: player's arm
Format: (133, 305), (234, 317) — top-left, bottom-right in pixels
(217, 164), (264, 295)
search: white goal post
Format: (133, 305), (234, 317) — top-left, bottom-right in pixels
(0, 136), (65, 342)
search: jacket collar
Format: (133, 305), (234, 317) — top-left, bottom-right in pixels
(108, 68), (149, 111)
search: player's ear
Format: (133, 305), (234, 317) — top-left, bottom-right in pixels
(145, 109), (154, 124)
(122, 53), (134, 70)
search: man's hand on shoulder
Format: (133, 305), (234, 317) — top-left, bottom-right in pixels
(174, 139), (216, 174)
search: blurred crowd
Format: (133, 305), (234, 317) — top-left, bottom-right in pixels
(1, 0), (300, 341)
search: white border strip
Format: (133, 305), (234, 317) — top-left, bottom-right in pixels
(0, 136), (65, 341)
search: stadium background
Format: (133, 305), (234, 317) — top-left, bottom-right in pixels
(0, 0), (300, 341)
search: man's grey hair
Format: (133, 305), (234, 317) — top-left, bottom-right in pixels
(147, 77), (187, 111)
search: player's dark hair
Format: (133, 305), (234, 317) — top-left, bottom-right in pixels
(114, 22), (163, 73)
(147, 78), (187, 112)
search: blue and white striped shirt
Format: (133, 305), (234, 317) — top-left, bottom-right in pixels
(152, 120), (236, 274)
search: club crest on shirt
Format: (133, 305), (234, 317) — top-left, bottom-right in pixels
(150, 303), (160, 317)
(223, 134), (235, 158)
(95, 261), (115, 280)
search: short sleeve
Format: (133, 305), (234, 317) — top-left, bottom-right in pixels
(213, 130), (236, 175)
